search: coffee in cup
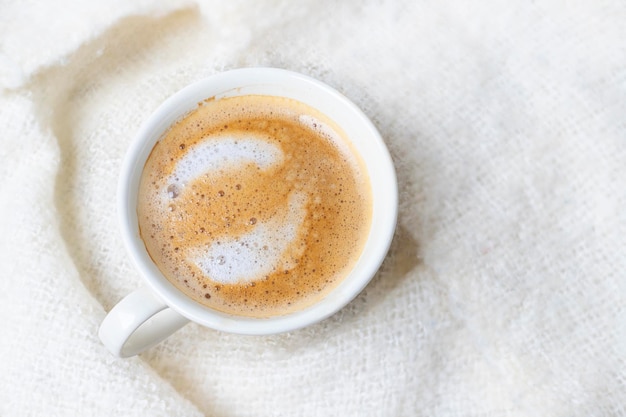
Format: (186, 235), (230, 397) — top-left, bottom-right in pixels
(137, 94), (372, 318)
(99, 68), (397, 358)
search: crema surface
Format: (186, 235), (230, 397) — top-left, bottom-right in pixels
(138, 95), (372, 317)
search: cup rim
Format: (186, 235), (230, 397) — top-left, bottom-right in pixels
(118, 67), (397, 335)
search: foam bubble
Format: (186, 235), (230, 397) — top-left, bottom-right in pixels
(167, 184), (179, 198)
(189, 191), (308, 284)
(167, 135), (284, 196)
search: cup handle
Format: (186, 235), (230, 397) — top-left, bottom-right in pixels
(98, 287), (189, 357)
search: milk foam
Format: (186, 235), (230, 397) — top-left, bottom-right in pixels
(166, 134), (306, 284)
(167, 135), (283, 193)
(189, 191), (307, 284)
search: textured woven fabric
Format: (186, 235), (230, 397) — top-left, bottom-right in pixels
(1, 1), (625, 416)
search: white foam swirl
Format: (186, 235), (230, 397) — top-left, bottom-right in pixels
(189, 192), (307, 284)
(169, 135), (283, 187)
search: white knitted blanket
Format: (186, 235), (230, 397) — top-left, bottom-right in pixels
(1, 1), (625, 416)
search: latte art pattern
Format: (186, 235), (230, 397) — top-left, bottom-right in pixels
(138, 95), (372, 317)
(162, 134), (302, 284)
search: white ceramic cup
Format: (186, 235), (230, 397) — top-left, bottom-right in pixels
(99, 68), (397, 358)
